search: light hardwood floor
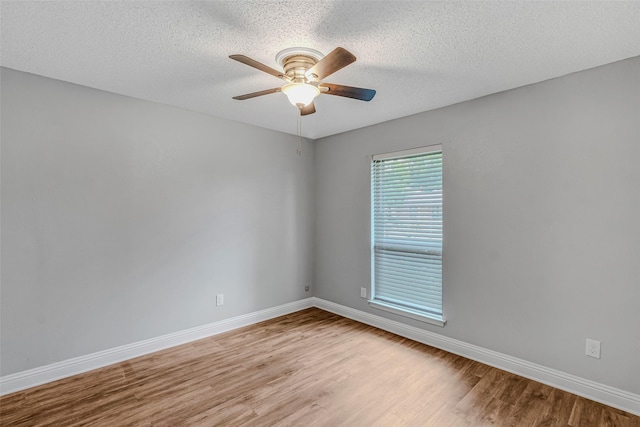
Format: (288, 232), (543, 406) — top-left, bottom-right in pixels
(1, 308), (638, 426)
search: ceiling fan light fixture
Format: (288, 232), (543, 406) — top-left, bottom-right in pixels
(282, 82), (320, 107)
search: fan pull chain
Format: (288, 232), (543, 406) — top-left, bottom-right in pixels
(296, 116), (302, 155)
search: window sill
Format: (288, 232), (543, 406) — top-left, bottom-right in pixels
(368, 300), (446, 327)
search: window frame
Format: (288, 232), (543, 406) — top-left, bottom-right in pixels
(369, 144), (445, 327)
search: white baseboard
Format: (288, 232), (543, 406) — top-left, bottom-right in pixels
(312, 297), (640, 416)
(0, 298), (314, 396)
(2, 296), (638, 417)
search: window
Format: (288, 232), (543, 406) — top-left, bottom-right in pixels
(370, 145), (444, 326)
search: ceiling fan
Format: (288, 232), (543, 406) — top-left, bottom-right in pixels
(229, 47), (376, 116)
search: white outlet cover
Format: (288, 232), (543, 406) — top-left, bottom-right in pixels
(360, 287), (367, 298)
(585, 338), (601, 359)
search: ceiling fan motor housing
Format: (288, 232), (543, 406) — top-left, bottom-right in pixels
(275, 47), (324, 83)
(283, 55), (318, 82)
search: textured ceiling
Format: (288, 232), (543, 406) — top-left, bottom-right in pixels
(2, 1), (640, 139)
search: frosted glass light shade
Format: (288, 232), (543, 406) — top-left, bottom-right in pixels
(282, 83), (320, 107)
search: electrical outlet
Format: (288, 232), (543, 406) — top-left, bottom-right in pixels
(585, 339), (601, 359)
(360, 287), (367, 298)
(216, 294), (224, 306)
(305, 285), (310, 292)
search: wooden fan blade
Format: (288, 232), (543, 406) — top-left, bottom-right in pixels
(319, 83), (376, 101)
(305, 47), (356, 81)
(299, 102), (316, 116)
(232, 87), (281, 100)
(229, 55), (288, 81)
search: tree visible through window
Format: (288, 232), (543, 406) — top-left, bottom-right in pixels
(371, 145), (443, 324)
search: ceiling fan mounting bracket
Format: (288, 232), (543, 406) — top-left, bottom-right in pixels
(275, 47), (324, 66)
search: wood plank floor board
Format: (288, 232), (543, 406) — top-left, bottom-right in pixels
(569, 397), (604, 426)
(535, 388), (577, 427)
(1, 308), (638, 426)
(503, 381), (554, 426)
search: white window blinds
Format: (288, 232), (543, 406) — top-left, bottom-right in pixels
(371, 145), (443, 319)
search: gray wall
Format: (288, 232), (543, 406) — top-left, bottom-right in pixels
(314, 56), (640, 394)
(2, 56), (639, 396)
(1, 68), (315, 376)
